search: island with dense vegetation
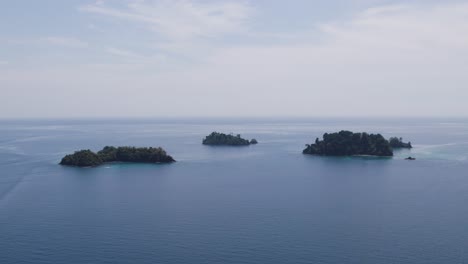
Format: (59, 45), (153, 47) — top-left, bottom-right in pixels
(389, 137), (412, 149)
(60, 146), (175, 167)
(202, 132), (258, 146)
(303, 130), (411, 157)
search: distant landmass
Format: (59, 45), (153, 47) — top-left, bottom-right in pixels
(202, 132), (258, 146)
(303, 131), (412, 157)
(60, 146), (175, 167)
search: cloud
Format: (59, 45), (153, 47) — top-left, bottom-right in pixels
(2, 1), (468, 118)
(0, 60), (8, 65)
(104, 47), (169, 67)
(106, 47), (141, 58)
(80, 0), (252, 40)
(182, 2), (468, 116)
(319, 3), (468, 50)
(41, 37), (89, 48)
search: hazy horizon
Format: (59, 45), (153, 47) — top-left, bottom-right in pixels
(2, 0), (468, 118)
(2, 115), (468, 121)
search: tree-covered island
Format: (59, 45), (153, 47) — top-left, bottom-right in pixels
(202, 132), (258, 146)
(303, 131), (408, 157)
(60, 146), (175, 167)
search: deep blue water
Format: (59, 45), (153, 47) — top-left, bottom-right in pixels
(1, 118), (468, 264)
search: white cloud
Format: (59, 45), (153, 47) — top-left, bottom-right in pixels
(183, 2), (468, 116)
(2, 1), (468, 118)
(104, 47), (169, 67)
(319, 3), (468, 50)
(80, 0), (252, 40)
(41, 37), (89, 48)
(106, 47), (141, 58)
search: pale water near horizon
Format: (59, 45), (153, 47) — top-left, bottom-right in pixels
(1, 118), (468, 264)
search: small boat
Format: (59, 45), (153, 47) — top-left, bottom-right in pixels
(405, 156), (416, 160)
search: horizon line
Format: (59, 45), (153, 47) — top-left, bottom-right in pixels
(1, 115), (468, 121)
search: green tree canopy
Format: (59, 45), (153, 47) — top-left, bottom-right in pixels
(60, 146), (175, 167)
(303, 131), (394, 156)
(202, 132), (254, 146)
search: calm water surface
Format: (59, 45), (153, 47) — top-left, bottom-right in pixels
(1, 118), (468, 264)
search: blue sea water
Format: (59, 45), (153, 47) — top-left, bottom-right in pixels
(1, 118), (468, 264)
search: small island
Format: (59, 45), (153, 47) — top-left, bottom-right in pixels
(60, 146), (175, 167)
(202, 132), (258, 146)
(389, 137), (412, 149)
(303, 131), (395, 157)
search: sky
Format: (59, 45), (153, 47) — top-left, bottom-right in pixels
(1, 0), (468, 118)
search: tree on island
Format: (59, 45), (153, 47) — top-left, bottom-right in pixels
(202, 132), (257, 146)
(60, 150), (103, 167)
(303, 130), (394, 156)
(388, 137), (412, 149)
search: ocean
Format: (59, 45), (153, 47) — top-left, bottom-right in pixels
(1, 118), (468, 264)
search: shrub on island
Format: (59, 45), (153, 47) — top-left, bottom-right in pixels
(60, 146), (175, 167)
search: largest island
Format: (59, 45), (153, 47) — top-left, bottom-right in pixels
(303, 131), (412, 157)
